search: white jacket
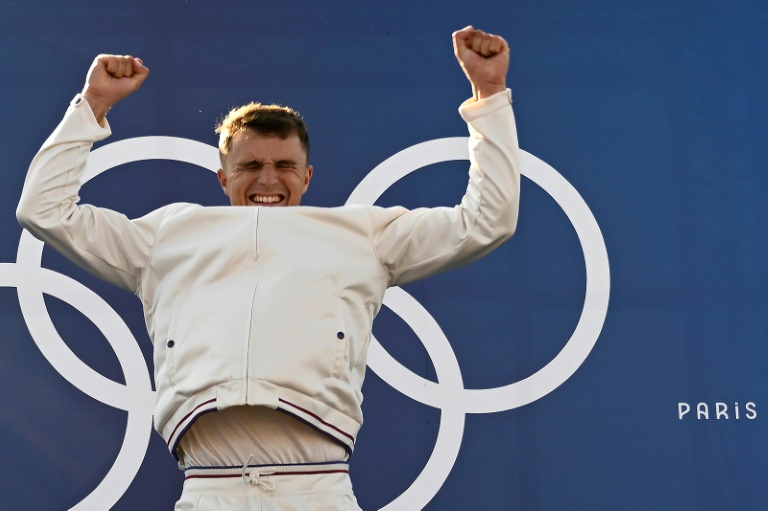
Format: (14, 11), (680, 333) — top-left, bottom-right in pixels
(17, 90), (520, 464)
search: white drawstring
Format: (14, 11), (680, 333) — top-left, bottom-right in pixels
(241, 455), (276, 491)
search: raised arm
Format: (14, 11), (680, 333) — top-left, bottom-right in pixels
(16, 55), (177, 293)
(370, 27), (519, 286)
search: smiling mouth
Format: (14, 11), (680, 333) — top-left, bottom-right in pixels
(248, 194), (286, 206)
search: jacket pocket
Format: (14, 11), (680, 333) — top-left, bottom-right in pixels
(165, 309), (181, 387)
(330, 293), (349, 379)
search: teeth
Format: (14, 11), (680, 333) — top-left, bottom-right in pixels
(251, 195), (282, 203)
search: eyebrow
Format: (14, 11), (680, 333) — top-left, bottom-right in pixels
(234, 159), (261, 167)
(234, 159), (300, 167)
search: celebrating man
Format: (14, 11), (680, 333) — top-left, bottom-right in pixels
(18, 26), (519, 511)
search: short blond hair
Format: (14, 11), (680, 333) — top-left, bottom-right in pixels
(215, 102), (310, 166)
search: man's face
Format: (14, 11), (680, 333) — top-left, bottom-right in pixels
(217, 129), (313, 207)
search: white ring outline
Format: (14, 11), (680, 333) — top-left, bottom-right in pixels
(14, 136), (218, 511)
(12, 245), (155, 511)
(347, 137), (610, 414)
(370, 287), (466, 511)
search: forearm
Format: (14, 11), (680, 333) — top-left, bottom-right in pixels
(16, 95), (150, 292)
(460, 88), (520, 233)
(374, 89), (520, 286)
(17, 94), (111, 235)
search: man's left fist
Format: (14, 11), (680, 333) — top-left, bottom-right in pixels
(453, 26), (510, 100)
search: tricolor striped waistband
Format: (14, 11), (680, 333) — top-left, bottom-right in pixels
(185, 461), (350, 480)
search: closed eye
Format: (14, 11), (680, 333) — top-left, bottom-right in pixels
(235, 160), (264, 171)
(275, 160), (299, 169)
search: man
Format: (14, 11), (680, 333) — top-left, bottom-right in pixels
(18, 26), (519, 510)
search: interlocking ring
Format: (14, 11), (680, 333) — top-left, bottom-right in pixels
(348, 137), (610, 510)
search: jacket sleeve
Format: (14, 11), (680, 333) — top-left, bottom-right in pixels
(370, 89), (521, 287)
(16, 95), (179, 293)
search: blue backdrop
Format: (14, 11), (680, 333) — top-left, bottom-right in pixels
(1, 1), (766, 509)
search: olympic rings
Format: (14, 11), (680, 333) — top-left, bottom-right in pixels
(10, 134), (608, 510)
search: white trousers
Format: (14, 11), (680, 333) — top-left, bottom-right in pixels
(174, 462), (363, 511)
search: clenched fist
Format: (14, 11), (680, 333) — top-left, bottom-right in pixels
(81, 54), (149, 124)
(452, 26), (509, 101)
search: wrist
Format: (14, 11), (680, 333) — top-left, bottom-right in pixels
(81, 89), (112, 126)
(474, 83), (507, 101)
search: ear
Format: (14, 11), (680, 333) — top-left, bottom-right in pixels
(217, 169), (230, 196)
(301, 165), (313, 194)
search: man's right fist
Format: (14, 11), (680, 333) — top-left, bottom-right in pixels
(81, 54), (149, 124)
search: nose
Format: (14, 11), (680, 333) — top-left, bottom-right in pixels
(257, 162), (279, 185)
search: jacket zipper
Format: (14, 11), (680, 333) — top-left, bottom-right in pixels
(244, 207), (260, 403)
